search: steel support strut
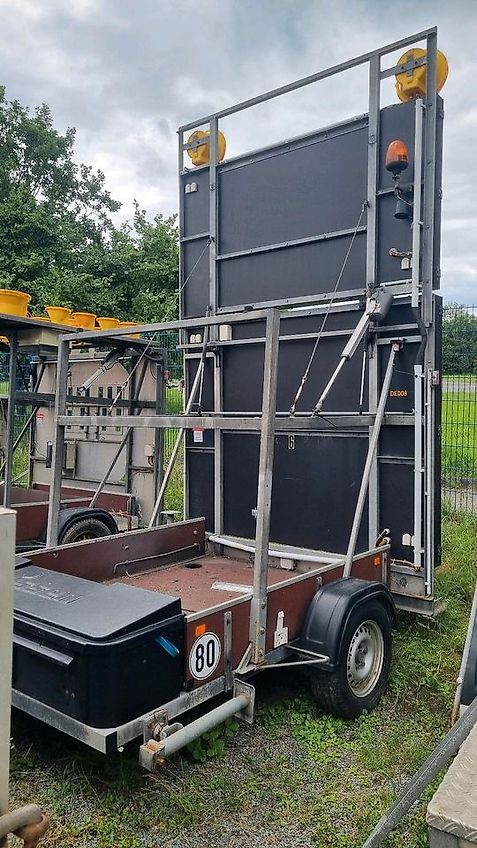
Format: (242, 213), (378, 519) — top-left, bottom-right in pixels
(344, 340), (402, 576)
(2, 332), (18, 508)
(0, 508), (49, 846)
(366, 52), (381, 547)
(0, 509), (15, 840)
(46, 337), (70, 547)
(249, 310), (280, 664)
(313, 301), (378, 414)
(148, 323), (210, 527)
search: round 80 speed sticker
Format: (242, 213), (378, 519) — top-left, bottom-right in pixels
(189, 632), (221, 680)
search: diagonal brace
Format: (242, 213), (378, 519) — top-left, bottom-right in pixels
(343, 339), (403, 576)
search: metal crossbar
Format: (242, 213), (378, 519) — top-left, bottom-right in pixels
(178, 28), (436, 131)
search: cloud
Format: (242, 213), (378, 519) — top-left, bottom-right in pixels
(0, 0), (476, 300)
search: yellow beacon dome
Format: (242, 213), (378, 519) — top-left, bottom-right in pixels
(187, 129), (226, 166)
(395, 47), (449, 102)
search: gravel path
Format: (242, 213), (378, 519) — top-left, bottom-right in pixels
(7, 671), (443, 848)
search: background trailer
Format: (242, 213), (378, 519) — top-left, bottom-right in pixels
(0, 316), (165, 547)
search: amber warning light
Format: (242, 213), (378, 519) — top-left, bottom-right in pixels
(385, 140), (409, 178)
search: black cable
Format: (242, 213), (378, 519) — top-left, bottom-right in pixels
(289, 202), (367, 415)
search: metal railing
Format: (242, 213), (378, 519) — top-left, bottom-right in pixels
(56, 306), (477, 520)
(2, 306), (476, 516)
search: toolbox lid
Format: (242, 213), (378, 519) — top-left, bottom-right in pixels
(15, 566), (181, 639)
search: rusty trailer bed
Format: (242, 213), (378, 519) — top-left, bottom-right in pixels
(11, 518), (389, 754)
(109, 554), (327, 613)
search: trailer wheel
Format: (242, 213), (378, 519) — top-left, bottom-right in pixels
(309, 601), (392, 719)
(59, 517), (113, 545)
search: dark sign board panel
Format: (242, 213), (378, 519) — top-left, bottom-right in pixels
(182, 236), (210, 319)
(184, 294), (440, 558)
(218, 124), (368, 253)
(187, 450), (214, 532)
(221, 432), (369, 553)
(180, 99), (443, 318)
(218, 237), (367, 310)
(182, 95), (443, 563)
(221, 335), (368, 415)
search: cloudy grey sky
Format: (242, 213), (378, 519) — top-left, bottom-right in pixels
(0, 0), (475, 302)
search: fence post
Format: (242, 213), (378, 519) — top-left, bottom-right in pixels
(0, 508), (16, 832)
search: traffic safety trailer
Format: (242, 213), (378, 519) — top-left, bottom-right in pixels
(0, 314), (164, 548)
(11, 28), (445, 767)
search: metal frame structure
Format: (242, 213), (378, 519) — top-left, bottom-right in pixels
(0, 507), (48, 844)
(47, 310), (285, 669)
(0, 314), (165, 541)
(48, 305), (413, 657)
(40, 31), (443, 617)
(8, 31), (445, 767)
(0, 314), (77, 508)
(177, 26), (441, 610)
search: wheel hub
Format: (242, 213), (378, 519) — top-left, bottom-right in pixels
(346, 620), (384, 698)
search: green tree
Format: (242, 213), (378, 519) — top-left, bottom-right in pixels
(79, 204), (179, 320)
(0, 86), (121, 310)
(0, 87), (179, 321)
(443, 304), (477, 375)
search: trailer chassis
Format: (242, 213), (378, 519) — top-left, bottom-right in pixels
(15, 306), (394, 767)
(13, 521), (389, 769)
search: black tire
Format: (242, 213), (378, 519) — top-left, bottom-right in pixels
(59, 517), (112, 545)
(309, 601), (392, 719)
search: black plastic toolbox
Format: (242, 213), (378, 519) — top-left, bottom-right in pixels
(12, 566), (184, 728)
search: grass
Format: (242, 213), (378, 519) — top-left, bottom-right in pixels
(161, 384), (184, 518)
(442, 391), (477, 483)
(163, 444), (184, 517)
(8, 508), (477, 848)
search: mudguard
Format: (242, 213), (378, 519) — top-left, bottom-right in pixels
(293, 577), (396, 671)
(57, 507), (119, 542)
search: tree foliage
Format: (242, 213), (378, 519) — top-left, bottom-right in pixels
(443, 304), (477, 375)
(0, 87), (178, 320)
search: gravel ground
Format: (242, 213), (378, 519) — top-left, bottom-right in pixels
(7, 669), (439, 848)
(9, 723), (320, 848)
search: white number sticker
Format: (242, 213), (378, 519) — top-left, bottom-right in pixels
(189, 632), (221, 680)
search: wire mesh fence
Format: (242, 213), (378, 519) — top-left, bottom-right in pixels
(0, 351), (33, 485)
(0, 352), (32, 436)
(442, 303), (477, 513)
